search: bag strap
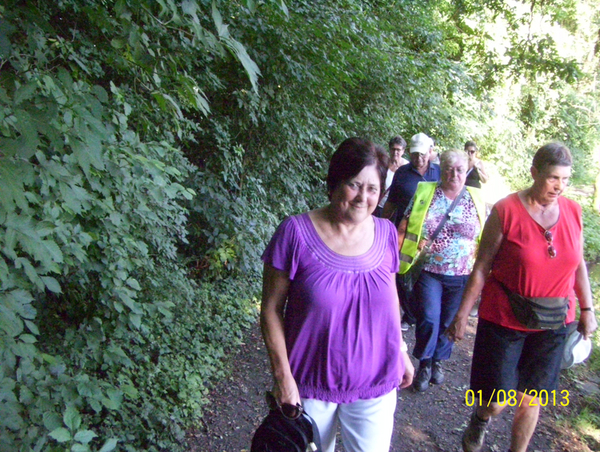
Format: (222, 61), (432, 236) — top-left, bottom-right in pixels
(426, 186), (467, 246)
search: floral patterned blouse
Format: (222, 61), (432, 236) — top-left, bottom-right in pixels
(405, 186), (482, 276)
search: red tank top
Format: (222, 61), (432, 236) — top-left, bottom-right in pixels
(479, 193), (581, 331)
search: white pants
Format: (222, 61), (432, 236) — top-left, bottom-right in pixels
(302, 389), (397, 452)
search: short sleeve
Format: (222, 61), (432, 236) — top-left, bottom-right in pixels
(261, 216), (302, 280)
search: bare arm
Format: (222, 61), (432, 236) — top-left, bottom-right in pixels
(260, 264), (300, 405)
(475, 159), (489, 184)
(573, 232), (598, 339)
(382, 199), (397, 220)
(446, 208), (504, 341)
(396, 216), (408, 251)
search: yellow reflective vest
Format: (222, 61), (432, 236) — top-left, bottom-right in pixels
(399, 182), (487, 274)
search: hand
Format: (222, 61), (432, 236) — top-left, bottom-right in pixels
(272, 374), (301, 406)
(399, 350), (414, 389)
(577, 310), (598, 340)
(445, 314), (468, 342)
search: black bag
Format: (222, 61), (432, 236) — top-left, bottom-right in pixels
(251, 396), (321, 452)
(500, 282), (569, 330)
(398, 247), (428, 294)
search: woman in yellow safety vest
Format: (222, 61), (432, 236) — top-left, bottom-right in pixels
(397, 149), (486, 392)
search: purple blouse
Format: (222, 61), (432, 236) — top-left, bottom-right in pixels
(261, 213), (403, 403)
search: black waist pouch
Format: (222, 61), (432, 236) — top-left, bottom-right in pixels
(500, 282), (569, 330)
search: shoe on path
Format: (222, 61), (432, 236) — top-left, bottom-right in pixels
(431, 360), (444, 385)
(462, 411), (490, 452)
(413, 363), (431, 392)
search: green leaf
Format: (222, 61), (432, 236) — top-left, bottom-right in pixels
(107, 388), (123, 409)
(125, 278), (141, 290)
(13, 81), (38, 105)
(98, 438), (119, 452)
(14, 109), (40, 159)
(111, 38), (126, 49)
(11, 341), (37, 359)
(40, 239), (64, 264)
(71, 135), (105, 175)
(0, 401), (24, 430)
(24, 320), (39, 335)
(14, 257), (44, 290)
(41, 353), (58, 365)
(49, 427), (72, 443)
(0, 305), (24, 337)
(64, 406), (82, 431)
(211, 1), (260, 93)
(0, 162), (31, 210)
(129, 313), (142, 329)
(0, 258), (8, 283)
(278, 0), (289, 16)
(120, 384), (139, 399)
(152, 92), (183, 119)
(71, 444), (91, 452)
(19, 334), (37, 344)
(43, 412), (62, 431)
(41, 276), (62, 293)
(73, 430), (97, 444)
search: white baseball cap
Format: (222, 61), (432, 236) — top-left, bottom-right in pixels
(561, 329), (592, 369)
(410, 133), (433, 154)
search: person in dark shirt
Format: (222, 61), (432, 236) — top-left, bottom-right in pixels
(382, 133), (441, 329)
(382, 132), (441, 226)
(464, 141), (489, 188)
(373, 136), (409, 217)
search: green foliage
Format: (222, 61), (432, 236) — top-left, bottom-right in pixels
(181, 0), (498, 278)
(1, 1), (262, 450)
(2, 0), (600, 450)
(583, 206), (600, 264)
(570, 400), (600, 450)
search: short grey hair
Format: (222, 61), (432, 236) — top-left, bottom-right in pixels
(440, 149), (468, 169)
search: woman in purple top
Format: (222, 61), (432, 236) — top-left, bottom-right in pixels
(261, 138), (414, 452)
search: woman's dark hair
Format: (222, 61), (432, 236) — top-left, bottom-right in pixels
(388, 135), (407, 149)
(464, 140), (477, 150)
(327, 138), (388, 200)
(532, 143), (572, 172)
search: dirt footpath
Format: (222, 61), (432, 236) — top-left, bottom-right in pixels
(189, 316), (595, 452)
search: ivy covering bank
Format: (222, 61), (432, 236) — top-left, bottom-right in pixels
(1, 0), (600, 451)
(0, 1), (264, 451)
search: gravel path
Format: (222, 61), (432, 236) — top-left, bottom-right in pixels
(189, 316), (596, 452)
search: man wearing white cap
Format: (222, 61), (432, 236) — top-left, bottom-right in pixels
(382, 132), (441, 226)
(382, 132), (441, 329)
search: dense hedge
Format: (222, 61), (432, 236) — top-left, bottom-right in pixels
(0, 1), (262, 451)
(1, 1), (599, 451)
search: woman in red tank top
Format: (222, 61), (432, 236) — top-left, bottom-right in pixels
(447, 143), (597, 452)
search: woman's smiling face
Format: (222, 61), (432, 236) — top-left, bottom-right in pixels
(330, 164), (381, 223)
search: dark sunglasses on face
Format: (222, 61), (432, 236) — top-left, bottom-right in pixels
(266, 391), (304, 420)
(544, 230), (557, 259)
(467, 150), (476, 155)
